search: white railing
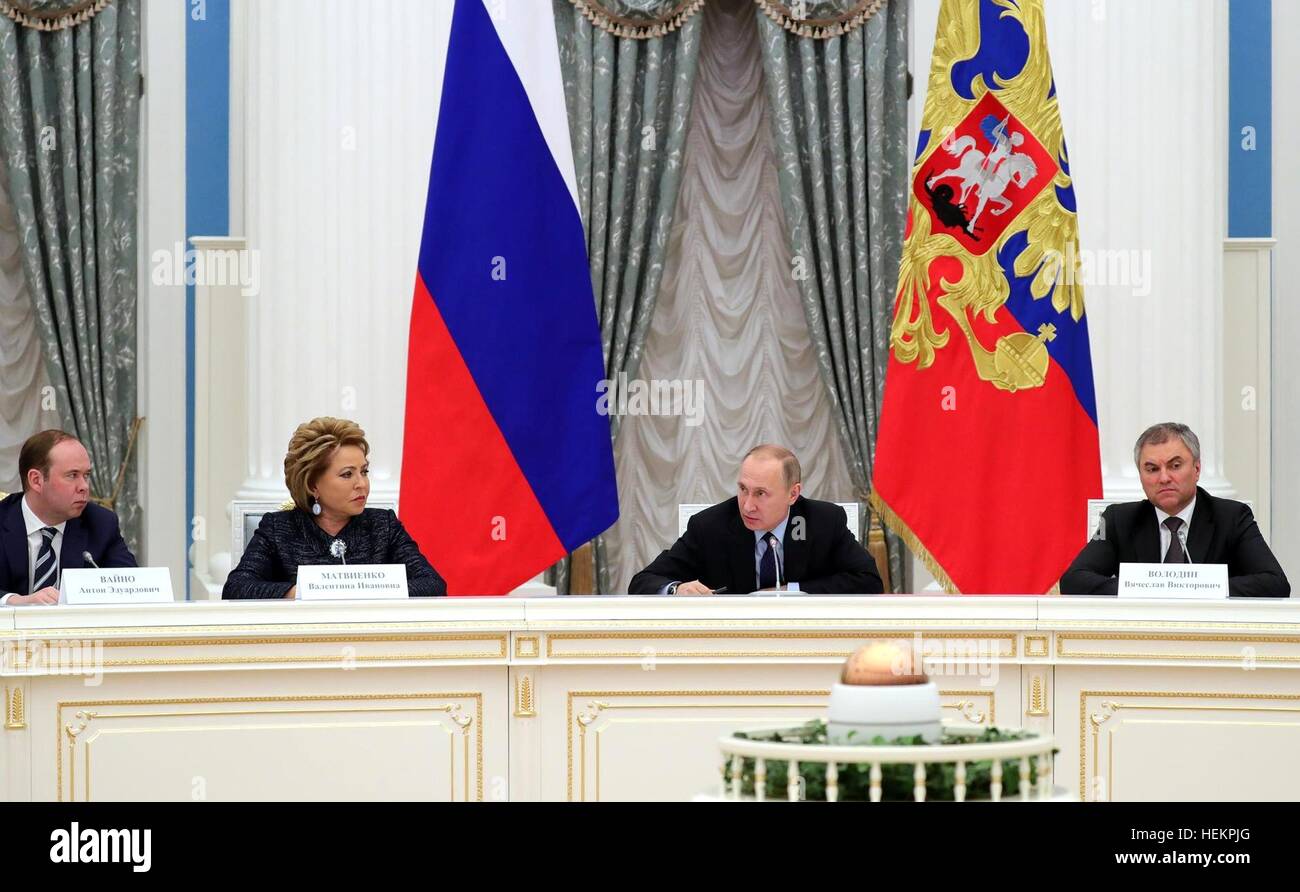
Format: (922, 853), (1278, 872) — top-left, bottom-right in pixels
(717, 725), (1057, 802)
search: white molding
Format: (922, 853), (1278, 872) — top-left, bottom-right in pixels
(17, 594), (1296, 634)
(1224, 237), (1278, 251)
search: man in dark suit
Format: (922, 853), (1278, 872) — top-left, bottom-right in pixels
(1, 430), (137, 606)
(628, 445), (882, 595)
(1061, 422), (1289, 597)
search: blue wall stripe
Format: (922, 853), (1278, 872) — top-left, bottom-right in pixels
(185, 0), (231, 599)
(1228, 0), (1271, 238)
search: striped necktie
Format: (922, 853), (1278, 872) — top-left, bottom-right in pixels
(32, 526), (59, 592)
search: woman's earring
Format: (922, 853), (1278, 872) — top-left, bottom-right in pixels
(311, 499), (322, 516)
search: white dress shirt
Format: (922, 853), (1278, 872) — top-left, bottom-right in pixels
(1154, 496), (1196, 563)
(0, 495), (67, 605)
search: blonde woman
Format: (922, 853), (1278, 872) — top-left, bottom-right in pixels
(223, 417), (445, 599)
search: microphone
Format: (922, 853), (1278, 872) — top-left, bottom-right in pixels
(82, 551), (100, 569)
(1179, 526), (1192, 565)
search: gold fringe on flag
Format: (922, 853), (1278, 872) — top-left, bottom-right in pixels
(568, 0), (705, 39)
(868, 489), (961, 595)
(754, 0), (886, 40)
(0, 0), (112, 31)
(870, 490), (1064, 596)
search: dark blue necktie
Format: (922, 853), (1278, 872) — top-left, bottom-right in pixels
(758, 531), (778, 589)
(33, 527), (59, 592)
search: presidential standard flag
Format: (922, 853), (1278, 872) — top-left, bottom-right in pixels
(400, 0), (618, 595)
(870, 0), (1101, 594)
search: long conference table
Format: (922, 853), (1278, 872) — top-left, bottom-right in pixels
(2, 595), (1297, 802)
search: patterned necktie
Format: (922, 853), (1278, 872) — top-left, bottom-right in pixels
(758, 532), (778, 589)
(1162, 517), (1186, 564)
(32, 526), (59, 592)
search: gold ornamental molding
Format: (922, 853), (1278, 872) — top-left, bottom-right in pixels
(1025, 675), (1049, 718)
(546, 630), (1018, 660)
(0, 621), (517, 639)
(1046, 619), (1300, 633)
(513, 635), (541, 659)
(514, 675), (537, 718)
(5, 686), (25, 730)
(1024, 635), (1050, 658)
(57, 692), (484, 803)
(1078, 690), (1300, 801)
(4, 633), (508, 672)
(1057, 632), (1300, 664)
(526, 618), (1030, 631)
(566, 689), (827, 802)
(939, 689), (995, 725)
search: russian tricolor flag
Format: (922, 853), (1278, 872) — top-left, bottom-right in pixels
(400, 0), (618, 595)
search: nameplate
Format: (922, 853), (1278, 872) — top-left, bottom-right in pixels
(296, 565), (409, 600)
(1117, 563), (1229, 599)
(61, 568), (174, 605)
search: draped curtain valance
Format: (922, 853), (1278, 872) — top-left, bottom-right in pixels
(570, 0), (886, 39)
(0, 0), (113, 32)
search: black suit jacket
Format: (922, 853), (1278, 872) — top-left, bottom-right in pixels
(0, 492), (137, 596)
(223, 508), (446, 599)
(628, 496), (883, 595)
(1060, 487), (1289, 597)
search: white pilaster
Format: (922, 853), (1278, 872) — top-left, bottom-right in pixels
(1271, 0), (1299, 579)
(139, 0), (189, 589)
(233, 0), (453, 504)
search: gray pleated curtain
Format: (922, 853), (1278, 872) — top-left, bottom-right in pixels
(553, 0), (908, 593)
(755, 0), (909, 590)
(552, 0), (704, 594)
(0, 0), (142, 548)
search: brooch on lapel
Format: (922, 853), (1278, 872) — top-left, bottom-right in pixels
(329, 540), (348, 564)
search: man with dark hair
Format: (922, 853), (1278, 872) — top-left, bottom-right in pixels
(628, 444), (882, 595)
(1, 430), (137, 606)
(1060, 422), (1289, 597)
